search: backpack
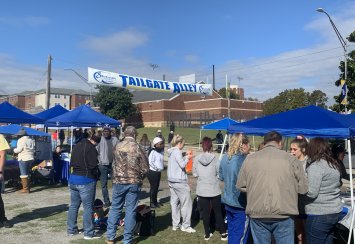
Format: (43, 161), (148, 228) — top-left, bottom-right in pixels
(191, 196), (202, 225)
(134, 204), (155, 236)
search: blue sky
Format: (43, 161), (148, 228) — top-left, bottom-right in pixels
(0, 0), (354, 104)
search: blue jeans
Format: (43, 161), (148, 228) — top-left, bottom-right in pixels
(306, 213), (342, 244)
(250, 217), (294, 244)
(19, 160), (34, 176)
(99, 164), (112, 205)
(67, 181), (96, 237)
(225, 205), (249, 244)
(106, 184), (141, 244)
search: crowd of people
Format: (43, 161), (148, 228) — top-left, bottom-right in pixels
(0, 126), (352, 244)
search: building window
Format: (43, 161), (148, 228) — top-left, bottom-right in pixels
(78, 95), (81, 99)
(64, 95), (66, 99)
(64, 103), (67, 108)
(28, 103), (31, 108)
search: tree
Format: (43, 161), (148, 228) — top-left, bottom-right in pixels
(332, 30), (355, 112)
(218, 87), (240, 99)
(308, 90), (328, 108)
(263, 88), (328, 115)
(94, 86), (142, 126)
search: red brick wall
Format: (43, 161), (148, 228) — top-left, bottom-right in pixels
(135, 92), (263, 127)
(7, 96), (25, 109)
(24, 95), (36, 110)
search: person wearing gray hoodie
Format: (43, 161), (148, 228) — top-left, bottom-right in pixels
(167, 134), (196, 233)
(193, 137), (227, 241)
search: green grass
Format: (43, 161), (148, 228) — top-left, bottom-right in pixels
(69, 203), (228, 244)
(137, 127), (264, 150)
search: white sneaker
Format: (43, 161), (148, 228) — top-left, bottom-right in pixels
(172, 225), (180, 231)
(181, 226), (196, 233)
(83, 233), (101, 240)
(204, 233), (213, 240)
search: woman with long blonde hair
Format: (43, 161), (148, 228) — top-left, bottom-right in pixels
(219, 133), (250, 244)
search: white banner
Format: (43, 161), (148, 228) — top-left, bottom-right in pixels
(88, 67), (213, 96)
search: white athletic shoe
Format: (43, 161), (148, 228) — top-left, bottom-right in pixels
(181, 226), (196, 233)
(204, 233), (213, 241)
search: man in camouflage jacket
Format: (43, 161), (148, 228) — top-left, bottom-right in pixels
(106, 126), (149, 244)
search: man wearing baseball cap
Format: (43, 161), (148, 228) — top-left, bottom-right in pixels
(148, 137), (165, 208)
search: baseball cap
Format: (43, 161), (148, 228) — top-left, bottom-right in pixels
(153, 137), (163, 146)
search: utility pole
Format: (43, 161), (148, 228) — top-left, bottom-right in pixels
(212, 65), (215, 91)
(46, 55), (52, 110)
(226, 74), (230, 118)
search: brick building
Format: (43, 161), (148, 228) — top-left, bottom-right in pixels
(132, 90), (263, 127)
(0, 88), (94, 112)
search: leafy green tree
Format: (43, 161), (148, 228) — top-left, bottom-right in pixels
(263, 88), (328, 115)
(94, 86), (142, 126)
(332, 30), (355, 112)
(218, 87), (240, 99)
(308, 90), (328, 108)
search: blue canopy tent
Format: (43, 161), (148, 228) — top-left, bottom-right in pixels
(199, 117), (239, 150)
(45, 104), (120, 128)
(227, 105), (355, 217)
(228, 105), (355, 138)
(34, 104), (69, 120)
(0, 101), (44, 124)
(45, 105), (120, 152)
(0, 124), (49, 137)
(201, 117), (239, 130)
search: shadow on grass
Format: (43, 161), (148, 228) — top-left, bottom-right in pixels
(139, 189), (150, 200)
(10, 204), (68, 225)
(136, 211), (172, 242)
(29, 181), (68, 193)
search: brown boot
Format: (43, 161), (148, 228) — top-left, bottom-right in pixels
(19, 176), (30, 193)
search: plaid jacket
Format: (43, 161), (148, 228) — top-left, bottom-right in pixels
(112, 137), (149, 184)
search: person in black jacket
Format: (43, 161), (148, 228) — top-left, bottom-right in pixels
(67, 132), (102, 240)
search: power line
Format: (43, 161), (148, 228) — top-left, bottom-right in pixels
(195, 46), (345, 78)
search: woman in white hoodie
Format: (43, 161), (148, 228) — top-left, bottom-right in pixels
(167, 134), (195, 233)
(13, 129), (35, 193)
(193, 137), (227, 241)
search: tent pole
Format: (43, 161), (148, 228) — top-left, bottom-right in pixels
(252, 136), (255, 152)
(346, 139), (355, 244)
(70, 126), (73, 153)
(348, 139), (354, 209)
(347, 204), (355, 244)
(219, 134), (228, 161)
(199, 129), (201, 150)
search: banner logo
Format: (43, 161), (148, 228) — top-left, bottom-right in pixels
(93, 71), (117, 85)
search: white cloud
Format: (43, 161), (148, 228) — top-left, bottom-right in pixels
(81, 29), (149, 55)
(0, 16), (50, 27)
(207, 6), (355, 104)
(184, 54), (199, 64)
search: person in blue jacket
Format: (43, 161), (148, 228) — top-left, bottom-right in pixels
(219, 133), (250, 244)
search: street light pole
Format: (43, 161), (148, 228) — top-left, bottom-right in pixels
(317, 8), (348, 113)
(64, 68), (93, 102)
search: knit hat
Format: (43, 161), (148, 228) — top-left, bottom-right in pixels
(94, 199), (104, 208)
(153, 137), (163, 146)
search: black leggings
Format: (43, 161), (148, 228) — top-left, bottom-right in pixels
(147, 170), (161, 205)
(198, 195), (226, 236)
